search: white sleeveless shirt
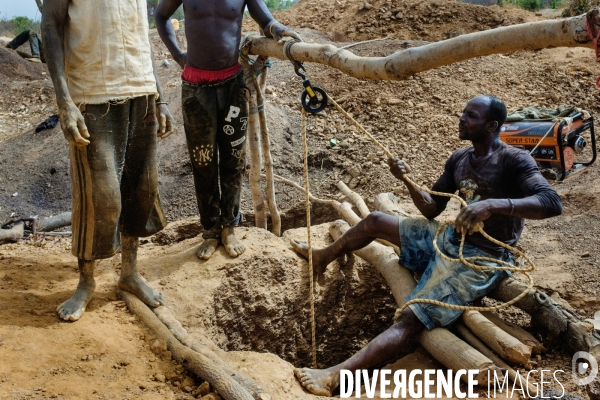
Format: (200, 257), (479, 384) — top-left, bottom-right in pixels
(64, 0), (157, 104)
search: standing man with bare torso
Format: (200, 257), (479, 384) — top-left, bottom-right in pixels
(155, 0), (300, 260)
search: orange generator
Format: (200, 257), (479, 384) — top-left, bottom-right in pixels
(500, 112), (597, 180)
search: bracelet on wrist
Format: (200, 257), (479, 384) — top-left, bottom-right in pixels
(269, 21), (278, 37)
(156, 101), (168, 105)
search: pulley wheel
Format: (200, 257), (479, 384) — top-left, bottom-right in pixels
(301, 86), (328, 114)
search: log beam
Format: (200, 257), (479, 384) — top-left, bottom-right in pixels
(36, 212), (72, 232)
(247, 13), (594, 81)
(254, 71), (281, 236)
(375, 193), (412, 218)
(462, 310), (532, 366)
(488, 278), (600, 354)
(483, 311), (546, 355)
(120, 291), (260, 400)
(455, 322), (539, 397)
(241, 58), (267, 229)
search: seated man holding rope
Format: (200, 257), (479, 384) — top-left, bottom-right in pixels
(291, 95), (562, 397)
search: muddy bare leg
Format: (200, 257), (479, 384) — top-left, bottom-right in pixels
(295, 309), (423, 396)
(118, 235), (164, 307)
(196, 238), (220, 260)
(291, 212), (401, 274)
(57, 259), (96, 321)
(222, 226), (245, 257)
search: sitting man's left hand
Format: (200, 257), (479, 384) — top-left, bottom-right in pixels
(157, 103), (174, 139)
(454, 200), (494, 235)
(269, 22), (302, 43)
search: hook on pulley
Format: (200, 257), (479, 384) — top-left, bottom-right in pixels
(286, 41), (328, 114)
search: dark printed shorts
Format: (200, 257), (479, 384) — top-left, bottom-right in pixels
(398, 217), (510, 330)
(70, 95), (166, 260)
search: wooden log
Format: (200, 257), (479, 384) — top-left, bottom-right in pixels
(462, 310), (532, 366)
(488, 277), (600, 354)
(247, 13), (595, 82)
(153, 306), (271, 400)
(332, 185), (400, 254)
(482, 312), (546, 355)
(329, 220), (496, 384)
(455, 322), (540, 397)
(374, 192), (412, 217)
(241, 60), (267, 229)
(36, 212), (72, 232)
(417, 328), (497, 386)
(120, 291), (257, 400)
(254, 70), (281, 236)
(0, 222), (24, 243)
(336, 181), (370, 218)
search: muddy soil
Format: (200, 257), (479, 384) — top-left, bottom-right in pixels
(1, 0), (600, 398)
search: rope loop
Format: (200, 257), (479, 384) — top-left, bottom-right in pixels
(249, 103), (266, 115)
(239, 33), (273, 80)
(283, 38), (302, 64)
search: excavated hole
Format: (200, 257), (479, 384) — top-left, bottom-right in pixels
(210, 253), (401, 368)
(152, 203), (404, 367)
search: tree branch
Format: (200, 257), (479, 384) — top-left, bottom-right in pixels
(248, 13), (594, 81)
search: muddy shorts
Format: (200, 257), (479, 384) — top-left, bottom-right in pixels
(398, 217), (511, 330)
(181, 71), (249, 239)
(70, 95), (167, 260)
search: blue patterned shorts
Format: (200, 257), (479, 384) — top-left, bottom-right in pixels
(398, 217), (511, 330)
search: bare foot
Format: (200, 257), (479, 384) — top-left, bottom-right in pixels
(118, 274), (164, 307)
(294, 367), (339, 397)
(290, 239), (328, 274)
(57, 280), (95, 321)
(222, 226), (245, 258)
(196, 238), (220, 260)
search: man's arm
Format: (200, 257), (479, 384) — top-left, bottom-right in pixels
(454, 156), (563, 235)
(246, 0), (302, 42)
(388, 158), (440, 219)
(150, 48), (174, 139)
(155, 0), (186, 69)
(41, 0), (90, 146)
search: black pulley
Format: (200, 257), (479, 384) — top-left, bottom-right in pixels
(301, 86), (328, 114)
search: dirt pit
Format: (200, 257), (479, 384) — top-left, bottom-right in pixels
(0, 223), (407, 399)
(151, 222), (398, 369)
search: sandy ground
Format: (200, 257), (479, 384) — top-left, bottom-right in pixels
(1, 0), (600, 399)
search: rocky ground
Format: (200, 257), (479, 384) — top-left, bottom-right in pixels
(1, 0), (600, 398)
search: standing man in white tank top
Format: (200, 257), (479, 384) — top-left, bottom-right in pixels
(42, 0), (175, 321)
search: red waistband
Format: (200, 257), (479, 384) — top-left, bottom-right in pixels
(182, 64), (241, 84)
